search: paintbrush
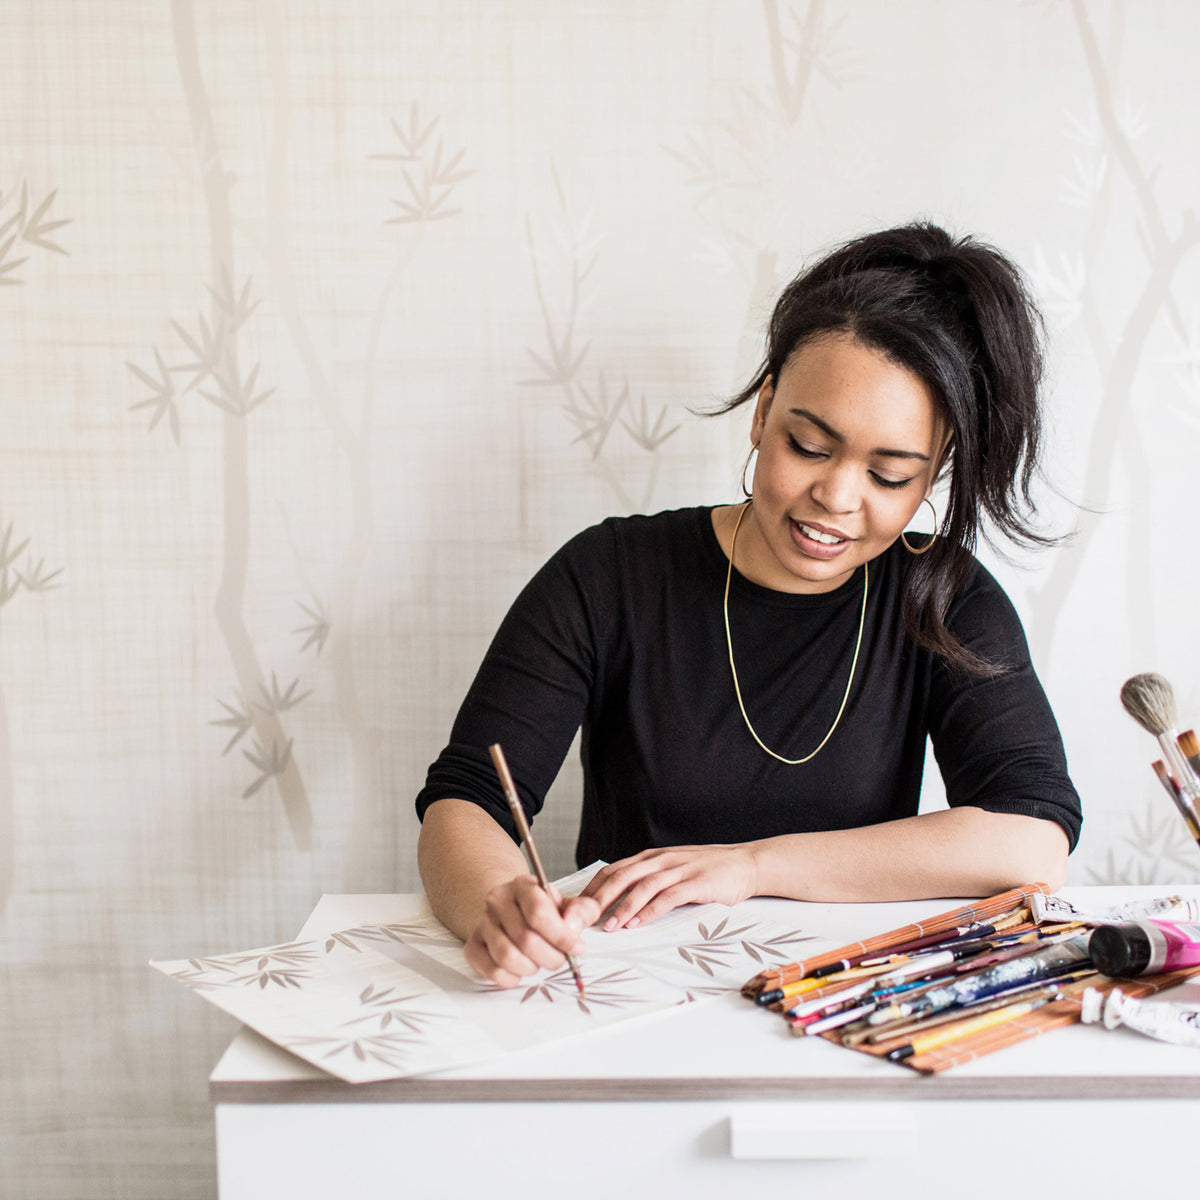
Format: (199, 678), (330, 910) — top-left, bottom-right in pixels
(844, 968), (1098, 1047)
(847, 984), (1062, 1048)
(885, 993), (1062, 1062)
(1151, 760), (1200, 845)
(1120, 674), (1200, 817)
(1179, 729), (1200, 786)
(488, 743), (586, 999)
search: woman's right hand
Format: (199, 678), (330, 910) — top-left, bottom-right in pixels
(463, 875), (600, 987)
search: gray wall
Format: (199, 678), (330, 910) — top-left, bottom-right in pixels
(3, 2), (1199, 1196)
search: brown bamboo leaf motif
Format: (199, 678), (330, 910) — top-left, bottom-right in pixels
(680, 985), (731, 1004)
(320, 920), (462, 954)
(676, 918), (811, 976)
(173, 954), (242, 988)
(341, 985), (451, 1034)
(219, 944), (318, 989)
(175, 945), (317, 990)
(516, 965), (644, 1015)
(283, 1030), (429, 1071)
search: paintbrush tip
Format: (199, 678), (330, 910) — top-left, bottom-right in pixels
(1180, 729), (1199, 758)
(1120, 672), (1178, 735)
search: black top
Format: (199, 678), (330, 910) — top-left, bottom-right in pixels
(416, 507), (1081, 866)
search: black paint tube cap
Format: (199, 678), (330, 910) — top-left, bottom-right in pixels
(1088, 923), (1152, 977)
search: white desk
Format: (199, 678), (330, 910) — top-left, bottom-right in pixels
(211, 886), (1200, 1198)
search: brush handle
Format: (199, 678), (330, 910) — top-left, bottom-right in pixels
(488, 743), (586, 995)
(1178, 737), (1200, 792)
(1159, 731), (1200, 802)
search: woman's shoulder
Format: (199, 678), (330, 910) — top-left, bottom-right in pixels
(559, 506), (715, 561)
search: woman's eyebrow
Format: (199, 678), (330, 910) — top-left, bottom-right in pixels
(788, 407), (931, 462)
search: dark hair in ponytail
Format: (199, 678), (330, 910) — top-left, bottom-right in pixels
(718, 222), (1053, 676)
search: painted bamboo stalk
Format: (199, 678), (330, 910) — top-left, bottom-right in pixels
(170, 0), (312, 850)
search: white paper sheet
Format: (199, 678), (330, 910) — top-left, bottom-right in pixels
(152, 866), (825, 1083)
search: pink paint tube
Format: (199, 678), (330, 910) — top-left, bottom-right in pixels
(1088, 920), (1200, 978)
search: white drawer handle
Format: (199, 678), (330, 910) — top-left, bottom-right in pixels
(729, 1104), (917, 1160)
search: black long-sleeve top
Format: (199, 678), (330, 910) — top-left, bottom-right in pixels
(415, 507), (1081, 866)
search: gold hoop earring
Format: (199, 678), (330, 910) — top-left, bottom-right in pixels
(740, 446), (758, 498)
(900, 497), (938, 555)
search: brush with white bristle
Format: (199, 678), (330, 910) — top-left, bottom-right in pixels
(1120, 673), (1200, 812)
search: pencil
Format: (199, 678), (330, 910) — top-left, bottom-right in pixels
(488, 743), (586, 999)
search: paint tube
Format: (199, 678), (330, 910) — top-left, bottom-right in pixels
(898, 934), (1093, 1021)
(1030, 892), (1200, 927)
(1088, 920), (1200, 978)
(1080, 986), (1200, 1048)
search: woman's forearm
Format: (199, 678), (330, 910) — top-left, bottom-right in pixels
(750, 808), (1069, 903)
(417, 798), (531, 940)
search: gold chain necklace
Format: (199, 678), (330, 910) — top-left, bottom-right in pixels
(723, 501), (868, 765)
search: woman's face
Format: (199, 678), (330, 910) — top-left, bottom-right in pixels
(739, 331), (950, 594)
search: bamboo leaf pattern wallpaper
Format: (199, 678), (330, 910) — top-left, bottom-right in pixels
(3, 1), (1199, 1194)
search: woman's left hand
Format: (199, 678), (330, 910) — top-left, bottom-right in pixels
(580, 844), (760, 931)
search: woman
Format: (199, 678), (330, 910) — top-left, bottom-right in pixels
(416, 223), (1081, 988)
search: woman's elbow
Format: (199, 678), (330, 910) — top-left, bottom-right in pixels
(992, 812), (1070, 892)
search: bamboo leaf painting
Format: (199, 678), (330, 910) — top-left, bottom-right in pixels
(153, 879), (823, 1083)
(0, 516), (59, 612)
(293, 597), (331, 655)
(0, 569), (19, 608)
(20, 187), (71, 254)
(211, 693), (254, 755)
(206, 268), (259, 334)
(0, 523), (32, 573)
(520, 174), (679, 513)
(374, 103), (474, 225)
(198, 355), (274, 418)
(127, 348), (182, 443)
(618, 393), (681, 452)
(169, 312), (226, 394)
(0, 179), (71, 282)
(18, 557), (64, 593)
(241, 736), (295, 799)
(0, 233), (30, 285)
(254, 671), (312, 715)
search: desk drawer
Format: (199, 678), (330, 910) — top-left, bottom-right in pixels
(216, 1097), (1199, 1198)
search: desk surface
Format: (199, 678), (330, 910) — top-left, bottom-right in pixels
(211, 885), (1200, 1104)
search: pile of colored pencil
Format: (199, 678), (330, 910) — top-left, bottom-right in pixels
(741, 884), (1200, 1073)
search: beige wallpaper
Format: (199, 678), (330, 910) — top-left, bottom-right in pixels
(3, 1), (1199, 1195)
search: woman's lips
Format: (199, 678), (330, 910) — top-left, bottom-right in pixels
(790, 518), (852, 560)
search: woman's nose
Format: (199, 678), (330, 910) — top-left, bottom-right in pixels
(810, 464), (861, 514)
